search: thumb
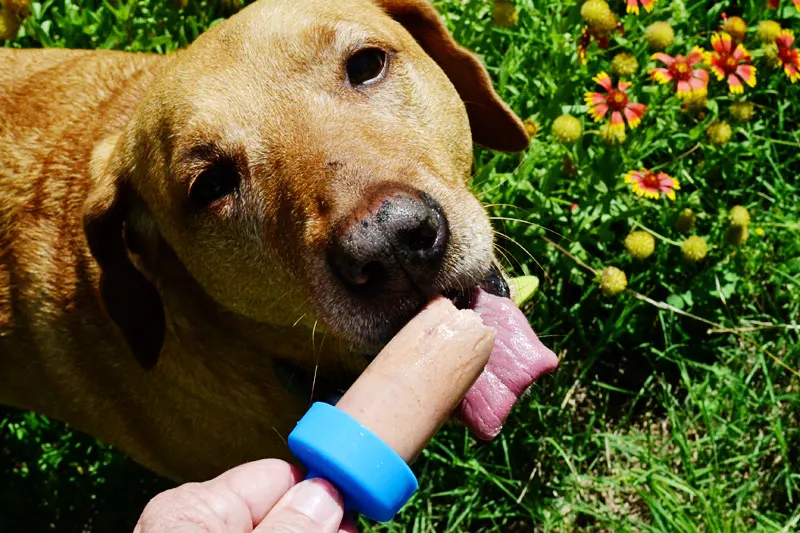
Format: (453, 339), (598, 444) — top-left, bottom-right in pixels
(255, 478), (345, 533)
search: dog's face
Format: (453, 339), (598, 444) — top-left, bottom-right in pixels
(85, 0), (528, 366)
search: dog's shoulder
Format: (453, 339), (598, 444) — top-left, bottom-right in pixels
(0, 48), (169, 360)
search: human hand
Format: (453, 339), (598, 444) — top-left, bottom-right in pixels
(134, 459), (358, 533)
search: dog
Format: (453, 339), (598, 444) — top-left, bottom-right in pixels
(0, 0), (547, 483)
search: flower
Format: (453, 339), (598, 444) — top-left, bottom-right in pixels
(765, 43), (783, 68)
(581, 0), (617, 32)
(755, 227), (765, 236)
(552, 115), (583, 144)
(722, 15), (747, 43)
(523, 118), (539, 137)
(611, 53), (640, 77)
(774, 30), (799, 83)
(726, 226), (749, 246)
(625, 168), (680, 200)
(646, 21), (675, 51)
(0, 7), (20, 41)
(729, 205), (750, 227)
(626, 0), (656, 15)
(768, 0), (800, 9)
(2, 0), (30, 15)
(650, 48), (709, 98)
(585, 72), (647, 134)
(578, 24), (621, 65)
(493, 1), (519, 28)
(682, 90), (708, 114)
(599, 123), (626, 145)
(675, 208), (696, 233)
(730, 101), (754, 122)
(706, 32), (757, 93)
(625, 231), (656, 259)
(757, 20), (782, 43)
(599, 267), (628, 296)
(706, 120), (732, 146)
(682, 236), (708, 261)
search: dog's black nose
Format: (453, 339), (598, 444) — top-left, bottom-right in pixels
(327, 188), (449, 296)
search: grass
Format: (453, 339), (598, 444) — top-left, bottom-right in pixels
(2, 0), (799, 531)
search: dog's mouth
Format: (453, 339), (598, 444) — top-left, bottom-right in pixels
(276, 266), (557, 441)
(441, 267), (558, 440)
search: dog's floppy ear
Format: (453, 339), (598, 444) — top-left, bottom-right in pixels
(373, 0), (529, 152)
(83, 138), (165, 370)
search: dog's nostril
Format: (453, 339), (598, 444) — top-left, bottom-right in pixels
(360, 261), (386, 287)
(403, 222), (438, 252)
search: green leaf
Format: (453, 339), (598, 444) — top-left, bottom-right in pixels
(509, 276), (539, 307)
(666, 294), (685, 310)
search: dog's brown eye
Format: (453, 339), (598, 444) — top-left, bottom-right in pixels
(346, 48), (387, 86)
(189, 160), (240, 206)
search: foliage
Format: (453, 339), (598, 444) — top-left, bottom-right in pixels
(2, 0), (799, 531)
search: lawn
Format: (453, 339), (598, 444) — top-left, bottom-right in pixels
(2, 0), (799, 531)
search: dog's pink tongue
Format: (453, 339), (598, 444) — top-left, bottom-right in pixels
(459, 289), (558, 440)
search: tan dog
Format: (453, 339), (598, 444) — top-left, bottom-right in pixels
(0, 0), (532, 482)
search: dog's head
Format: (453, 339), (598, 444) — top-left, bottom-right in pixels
(85, 0), (528, 367)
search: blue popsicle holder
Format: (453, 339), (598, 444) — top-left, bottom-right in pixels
(287, 402), (419, 522)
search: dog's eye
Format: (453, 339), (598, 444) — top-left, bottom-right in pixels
(346, 48), (387, 86)
(189, 160), (240, 206)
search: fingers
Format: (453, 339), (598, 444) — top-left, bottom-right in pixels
(254, 478), (346, 533)
(134, 459), (303, 533)
(339, 514), (360, 533)
(206, 459), (305, 525)
(133, 460), (357, 533)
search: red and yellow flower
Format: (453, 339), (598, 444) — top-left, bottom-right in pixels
(625, 169), (680, 200)
(577, 24), (622, 65)
(584, 72), (646, 134)
(626, 0), (656, 15)
(705, 32), (757, 93)
(767, 0), (800, 9)
(775, 30), (800, 83)
(650, 48), (709, 98)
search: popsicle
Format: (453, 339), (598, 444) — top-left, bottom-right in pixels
(288, 297), (497, 522)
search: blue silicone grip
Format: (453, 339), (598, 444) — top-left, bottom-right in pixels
(287, 402), (418, 522)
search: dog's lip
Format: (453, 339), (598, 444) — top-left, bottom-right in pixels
(280, 266), (557, 443)
(276, 274), (500, 403)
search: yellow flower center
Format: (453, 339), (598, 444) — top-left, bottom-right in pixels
(668, 58), (693, 80)
(726, 56), (739, 68)
(642, 172), (661, 189)
(607, 89), (629, 110)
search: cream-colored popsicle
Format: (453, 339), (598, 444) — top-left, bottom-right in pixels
(335, 297), (496, 463)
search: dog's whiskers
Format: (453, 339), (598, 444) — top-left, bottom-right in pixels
(271, 426), (288, 446)
(489, 215), (568, 240)
(492, 229), (549, 282)
(492, 241), (523, 274)
(261, 286), (300, 316)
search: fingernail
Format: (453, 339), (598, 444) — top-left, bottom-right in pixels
(289, 478), (341, 524)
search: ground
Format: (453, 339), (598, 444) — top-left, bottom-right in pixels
(1, 1), (799, 531)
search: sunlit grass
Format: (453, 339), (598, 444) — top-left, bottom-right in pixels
(2, 1), (799, 531)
